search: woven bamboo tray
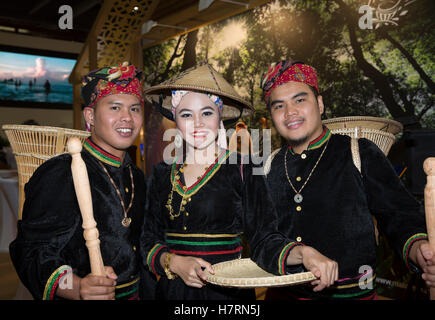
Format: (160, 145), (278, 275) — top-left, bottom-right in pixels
(2, 124), (90, 219)
(205, 258), (316, 288)
(322, 116), (403, 156)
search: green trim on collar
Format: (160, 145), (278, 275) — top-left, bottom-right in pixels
(171, 150), (230, 197)
(83, 138), (121, 167)
(288, 127), (331, 155)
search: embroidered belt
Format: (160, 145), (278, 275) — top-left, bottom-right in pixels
(165, 232), (244, 261)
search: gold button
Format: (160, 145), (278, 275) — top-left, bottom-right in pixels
(185, 212), (189, 217)
(125, 187), (129, 193)
(183, 226), (187, 231)
(301, 154), (307, 159)
(296, 176), (302, 182)
(296, 237), (302, 242)
(132, 246), (136, 251)
(296, 206), (302, 212)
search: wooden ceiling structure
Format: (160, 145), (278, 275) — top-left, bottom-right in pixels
(68, 0), (272, 128)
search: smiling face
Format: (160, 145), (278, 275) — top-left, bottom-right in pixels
(269, 81), (324, 151)
(83, 93), (143, 159)
(175, 92), (220, 150)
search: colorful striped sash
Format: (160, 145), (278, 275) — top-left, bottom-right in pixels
(165, 232), (243, 258)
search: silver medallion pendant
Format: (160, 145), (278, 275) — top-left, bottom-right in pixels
(294, 193), (303, 204)
(122, 217), (132, 227)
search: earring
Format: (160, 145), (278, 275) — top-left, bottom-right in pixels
(174, 134), (183, 148)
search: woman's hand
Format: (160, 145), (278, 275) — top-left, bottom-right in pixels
(167, 254), (214, 288)
(287, 246), (338, 292)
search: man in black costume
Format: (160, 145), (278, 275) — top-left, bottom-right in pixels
(10, 61), (156, 300)
(260, 60), (435, 299)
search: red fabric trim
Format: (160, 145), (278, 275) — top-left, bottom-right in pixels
(49, 269), (69, 300)
(85, 138), (120, 162)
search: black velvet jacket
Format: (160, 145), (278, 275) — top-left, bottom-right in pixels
(9, 138), (156, 300)
(265, 129), (427, 299)
(140, 151), (301, 300)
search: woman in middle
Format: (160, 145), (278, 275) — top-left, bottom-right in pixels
(141, 63), (338, 300)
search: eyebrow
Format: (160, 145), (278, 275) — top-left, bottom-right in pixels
(270, 92), (308, 106)
(178, 106), (215, 112)
(107, 101), (141, 107)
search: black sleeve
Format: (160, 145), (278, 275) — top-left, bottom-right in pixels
(9, 156), (79, 300)
(140, 164), (169, 277)
(241, 158), (305, 275)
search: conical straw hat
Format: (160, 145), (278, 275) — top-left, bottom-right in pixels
(144, 62), (253, 119)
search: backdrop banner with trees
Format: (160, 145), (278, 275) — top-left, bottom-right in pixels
(142, 0), (434, 299)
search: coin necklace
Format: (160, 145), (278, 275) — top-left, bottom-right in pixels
(284, 139), (329, 204)
(98, 161), (134, 227)
(166, 164), (189, 221)
(166, 153), (218, 220)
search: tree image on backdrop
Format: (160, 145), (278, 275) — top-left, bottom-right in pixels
(142, 0), (434, 298)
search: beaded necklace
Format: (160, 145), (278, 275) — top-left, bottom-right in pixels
(98, 161), (134, 227)
(284, 138), (329, 204)
(166, 150), (229, 221)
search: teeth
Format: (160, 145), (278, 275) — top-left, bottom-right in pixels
(117, 128), (132, 133)
(287, 121), (302, 127)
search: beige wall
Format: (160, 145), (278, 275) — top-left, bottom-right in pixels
(0, 106), (85, 138)
(0, 31), (83, 54)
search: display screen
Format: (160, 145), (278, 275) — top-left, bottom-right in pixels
(0, 51), (75, 108)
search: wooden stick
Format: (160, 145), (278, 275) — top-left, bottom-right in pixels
(424, 157), (435, 300)
(68, 137), (105, 276)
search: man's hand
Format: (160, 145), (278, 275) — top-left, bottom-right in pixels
(79, 266), (118, 300)
(288, 245), (338, 292)
(411, 240), (435, 287)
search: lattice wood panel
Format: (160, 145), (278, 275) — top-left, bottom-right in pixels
(70, 0), (159, 83)
(97, 0), (156, 67)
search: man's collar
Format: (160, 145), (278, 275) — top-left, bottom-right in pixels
(288, 126), (331, 155)
(83, 138), (125, 167)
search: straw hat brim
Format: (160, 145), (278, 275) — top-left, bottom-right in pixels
(205, 258), (316, 288)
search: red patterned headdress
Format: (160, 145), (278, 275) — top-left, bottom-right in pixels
(261, 60), (318, 103)
(81, 61), (143, 108)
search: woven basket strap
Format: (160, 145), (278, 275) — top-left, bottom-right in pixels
(264, 148), (281, 176)
(351, 138), (361, 175)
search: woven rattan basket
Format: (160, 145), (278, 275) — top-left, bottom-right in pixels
(2, 124), (90, 219)
(205, 258), (316, 288)
(322, 116), (403, 155)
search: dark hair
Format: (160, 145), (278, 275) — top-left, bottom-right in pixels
(309, 85), (319, 98)
(267, 84), (320, 109)
(22, 119), (39, 125)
